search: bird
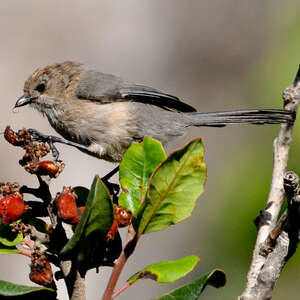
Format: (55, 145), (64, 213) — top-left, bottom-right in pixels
(15, 61), (294, 163)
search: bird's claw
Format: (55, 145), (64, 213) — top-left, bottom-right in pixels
(28, 128), (60, 161)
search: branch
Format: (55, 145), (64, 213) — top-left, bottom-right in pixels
(101, 225), (137, 300)
(246, 171), (300, 299)
(60, 261), (86, 300)
(239, 67), (300, 300)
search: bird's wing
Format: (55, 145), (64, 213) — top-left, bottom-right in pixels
(75, 70), (197, 112)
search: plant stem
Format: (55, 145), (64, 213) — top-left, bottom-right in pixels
(102, 251), (128, 300)
(112, 282), (131, 299)
(101, 225), (137, 300)
(61, 260), (86, 300)
(71, 272), (86, 300)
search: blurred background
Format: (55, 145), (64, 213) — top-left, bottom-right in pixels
(1, 1), (300, 299)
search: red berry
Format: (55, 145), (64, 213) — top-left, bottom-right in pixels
(106, 206), (132, 240)
(4, 126), (18, 145)
(3, 126), (29, 146)
(114, 205), (132, 227)
(56, 192), (78, 221)
(69, 206), (85, 224)
(29, 260), (53, 286)
(36, 160), (60, 177)
(0, 193), (24, 223)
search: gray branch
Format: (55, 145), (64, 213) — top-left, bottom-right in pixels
(238, 67), (300, 300)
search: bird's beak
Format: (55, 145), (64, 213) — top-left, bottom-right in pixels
(14, 95), (34, 108)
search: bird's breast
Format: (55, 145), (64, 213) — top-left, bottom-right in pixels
(44, 100), (139, 162)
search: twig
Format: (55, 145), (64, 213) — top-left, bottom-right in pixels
(259, 171), (299, 256)
(238, 67), (300, 300)
(22, 174), (85, 300)
(101, 225), (137, 300)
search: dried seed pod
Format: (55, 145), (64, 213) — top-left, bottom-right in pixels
(29, 258), (53, 286)
(4, 126), (30, 146)
(0, 192), (25, 223)
(32, 143), (51, 158)
(0, 182), (20, 196)
(4, 126), (21, 146)
(11, 221), (31, 235)
(16, 128), (31, 141)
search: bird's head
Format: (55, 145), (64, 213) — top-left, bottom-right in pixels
(15, 61), (81, 113)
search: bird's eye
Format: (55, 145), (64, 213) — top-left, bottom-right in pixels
(35, 83), (45, 93)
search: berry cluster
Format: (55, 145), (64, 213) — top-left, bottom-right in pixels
(4, 126), (64, 177)
(1, 126), (133, 293)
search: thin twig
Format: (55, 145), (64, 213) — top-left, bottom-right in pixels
(101, 225), (137, 300)
(259, 171), (299, 256)
(112, 282), (131, 299)
(238, 67), (300, 300)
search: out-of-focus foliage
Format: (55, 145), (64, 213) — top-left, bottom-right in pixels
(204, 14), (300, 300)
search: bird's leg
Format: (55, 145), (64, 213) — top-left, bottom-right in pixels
(101, 166), (120, 203)
(28, 128), (120, 199)
(47, 140), (60, 161)
(28, 128), (90, 161)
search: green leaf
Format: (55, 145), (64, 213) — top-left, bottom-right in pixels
(153, 269), (226, 300)
(119, 137), (166, 216)
(137, 138), (206, 234)
(128, 255), (199, 285)
(0, 280), (54, 296)
(60, 175), (113, 258)
(0, 247), (20, 254)
(60, 175), (114, 274)
(0, 224), (23, 246)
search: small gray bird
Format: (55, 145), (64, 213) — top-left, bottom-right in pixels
(15, 61), (293, 163)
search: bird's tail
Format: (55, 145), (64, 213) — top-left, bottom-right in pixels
(183, 109), (295, 127)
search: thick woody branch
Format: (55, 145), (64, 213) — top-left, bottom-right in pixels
(239, 67), (300, 300)
(248, 171), (300, 300)
(61, 261), (86, 300)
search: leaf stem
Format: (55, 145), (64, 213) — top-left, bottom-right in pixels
(112, 282), (131, 299)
